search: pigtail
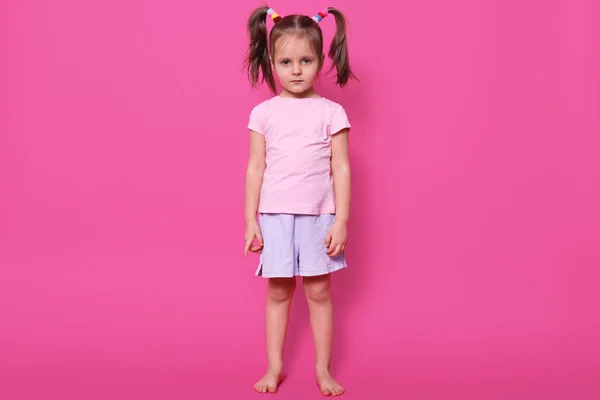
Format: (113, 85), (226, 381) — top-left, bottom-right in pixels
(245, 6), (277, 93)
(326, 7), (357, 87)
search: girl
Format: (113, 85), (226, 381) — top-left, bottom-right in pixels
(243, 5), (356, 397)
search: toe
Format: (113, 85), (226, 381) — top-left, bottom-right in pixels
(268, 385), (277, 393)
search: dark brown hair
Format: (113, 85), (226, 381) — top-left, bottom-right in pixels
(244, 6), (357, 93)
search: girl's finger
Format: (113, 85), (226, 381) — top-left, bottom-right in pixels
(325, 232), (332, 248)
(326, 241), (337, 255)
(244, 239), (253, 257)
(332, 243), (342, 256)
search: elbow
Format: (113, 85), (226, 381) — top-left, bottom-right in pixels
(246, 164), (266, 175)
(332, 163), (350, 176)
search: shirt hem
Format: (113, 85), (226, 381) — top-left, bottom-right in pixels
(259, 206), (336, 215)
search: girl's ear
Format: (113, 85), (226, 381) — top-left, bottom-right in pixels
(319, 53), (325, 71)
(270, 56), (277, 75)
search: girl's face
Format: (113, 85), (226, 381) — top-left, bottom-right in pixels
(271, 34), (324, 96)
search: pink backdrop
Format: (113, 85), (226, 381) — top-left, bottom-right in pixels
(1, 0), (599, 399)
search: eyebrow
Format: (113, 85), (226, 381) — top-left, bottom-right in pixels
(276, 55), (316, 61)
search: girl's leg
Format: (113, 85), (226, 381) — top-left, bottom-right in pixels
(254, 277), (296, 394)
(303, 274), (345, 396)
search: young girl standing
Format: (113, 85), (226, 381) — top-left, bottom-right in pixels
(243, 5), (356, 396)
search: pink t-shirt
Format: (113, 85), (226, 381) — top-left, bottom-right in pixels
(248, 96), (351, 215)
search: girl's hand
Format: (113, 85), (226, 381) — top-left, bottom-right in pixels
(325, 220), (347, 257)
(244, 219), (264, 257)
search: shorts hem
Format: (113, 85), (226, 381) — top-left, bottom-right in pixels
(255, 263), (295, 278)
(259, 274), (296, 278)
(299, 263), (347, 277)
(256, 263), (347, 278)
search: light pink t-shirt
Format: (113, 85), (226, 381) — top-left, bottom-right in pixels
(248, 96), (351, 215)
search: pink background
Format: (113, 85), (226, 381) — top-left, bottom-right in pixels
(1, 0), (599, 399)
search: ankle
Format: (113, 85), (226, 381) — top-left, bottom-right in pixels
(268, 363), (283, 374)
(316, 365), (330, 375)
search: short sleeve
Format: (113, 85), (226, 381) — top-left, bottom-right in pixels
(330, 105), (351, 135)
(248, 104), (265, 135)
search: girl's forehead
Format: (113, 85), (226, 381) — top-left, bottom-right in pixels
(274, 34), (316, 56)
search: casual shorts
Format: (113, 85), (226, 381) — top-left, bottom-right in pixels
(256, 213), (347, 278)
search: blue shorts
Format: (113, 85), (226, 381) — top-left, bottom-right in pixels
(256, 213), (347, 278)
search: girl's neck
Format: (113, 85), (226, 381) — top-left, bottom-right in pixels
(278, 87), (321, 99)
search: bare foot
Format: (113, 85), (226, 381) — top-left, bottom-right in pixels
(317, 369), (344, 396)
(254, 369), (284, 394)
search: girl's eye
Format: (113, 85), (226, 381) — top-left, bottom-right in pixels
(282, 60), (290, 65)
(302, 59), (311, 64)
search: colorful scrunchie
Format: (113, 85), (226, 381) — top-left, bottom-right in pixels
(267, 8), (281, 23)
(311, 8), (329, 23)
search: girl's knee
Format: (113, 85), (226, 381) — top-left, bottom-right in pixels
(303, 275), (331, 303)
(268, 278), (296, 303)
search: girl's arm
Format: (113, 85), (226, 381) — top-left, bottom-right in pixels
(331, 129), (351, 224)
(244, 130), (266, 256)
(326, 128), (351, 256)
(245, 130), (266, 223)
